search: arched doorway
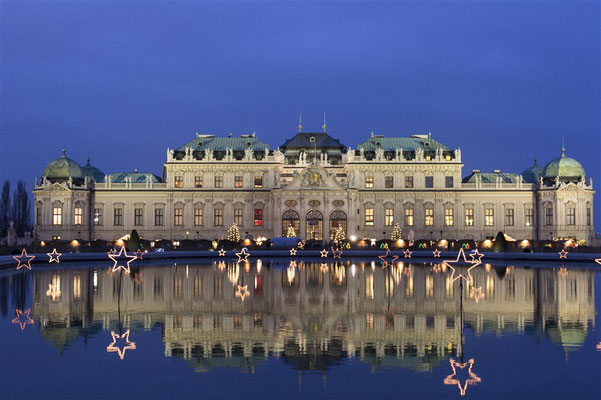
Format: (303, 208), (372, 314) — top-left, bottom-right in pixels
(329, 210), (347, 240)
(282, 210), (300, 237)
(305, 210), (323, 241)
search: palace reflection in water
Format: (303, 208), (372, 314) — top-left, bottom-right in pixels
(17, 261), (596, 373)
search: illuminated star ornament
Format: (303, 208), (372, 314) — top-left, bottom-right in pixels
(218, 248), (226, 257)
(469, 249), (484, 263)
(320, 249), (329, 258)
(47, 248), (62, 263)
(432, 249), (441, 258)
(559, 249), (568, 259)
(133, 249), (144, 260)
(13, 249), (35, 270)
(235, 284), (250, 301)
(108, 247), (137, 274)
(444, 248), (481, 283)
(12, 308), (34, 330)
(403, 249), (412, 258)
(289, 248), (297, 256)
(320, 263), (329, 272)
(332, 248), (343, 259)
(443, 358), (481, 396)
(378, 249), (398, 268)
(107, 330), (137, 360)
(107, 248), (117, 256)
(236, 247), (250, 263)
(469, 286), (484, 303)
(595, 259), (601, 265)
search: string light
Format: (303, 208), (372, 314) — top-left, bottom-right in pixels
(558, 249), (568, 259)
(289, 248), (297, 256)
(403, 249), (412, 258)
(106, 330), (137, 360)
(320, 249), (329, 258)
(443, 358), (481, 396)
(218, 248), (226, 257)
(432, 249), (441, 257)
(108, 247), (137, 274)
(12, 308), (34, 330)
(47, 248), (62, 263)
(235, 247), (250, 263)
(13, 249), (35, 270)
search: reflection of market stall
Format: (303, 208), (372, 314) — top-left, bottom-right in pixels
(28, 262), (595, 372)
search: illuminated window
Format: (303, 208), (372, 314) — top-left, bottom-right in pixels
(385, 176), (394, 188)
(426, 275), (434, 298)
(134, 208), (144, 226)
(74, 206), (83, 225)
(94, 208), (103, 226)
(405, 208), (414, 226)
(214, 208), (223, 226)
(113, 208), (123, 226)
(365, 208), (374, 226)
(366, 275), (374, 299)
(174, 176), (183, 188)
(405, 176), (413, 188)
(545, 206), (553, 225)
(566, 207), (576, 226)
(445, 208), (454, 226)
(234, 175), (243, 188)
(52, 206), (62, 225)
(485, 207), (494, 226)
(254, 175), (263, 188)
(194, 207), (203, 226)
(365, 175), (374, 188)
(525, 208), (534, 226)
(445, 176), (454, 188)
(465, 208), (474, 226)
(425, 207), (434, 226)
(214, 175), (223, 188)
(425, 176), (434, 188)
(385, 208), (394, 226)
(505, 208), (514, 226)
(194, 175), (203, 188)
(234, 208), (243, 225)
(174, 207), (183, 226)
(254, 208), (263, 226)
(154, 208), (164, 226)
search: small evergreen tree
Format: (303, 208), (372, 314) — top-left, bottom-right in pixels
(286, 226), (296, 238)
(228, 223), (240, 242)
(331, 226), (346, 244)
(492, 231), (507, 253)
(127, 229), (141, 251)
(390, 223), (402, 241)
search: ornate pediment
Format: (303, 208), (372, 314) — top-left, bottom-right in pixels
(557, 182), (585, 192)
(38, 182), (71, 193)
(282, 166), (345, 192)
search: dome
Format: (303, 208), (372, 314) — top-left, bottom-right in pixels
(521, 159), (544, 183)
(542, 148), (586, 182)
(82, 157), (105, 182)
(42, 149), (84, 183)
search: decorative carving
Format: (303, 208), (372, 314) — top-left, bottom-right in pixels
(301, 168), (325, 188)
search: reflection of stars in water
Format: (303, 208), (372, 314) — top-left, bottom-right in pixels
(320, 249), (329, 258)
(289, 248), (297, 256)
(443, 358), (481, 396)
(597, 342), (601, 351)
(217, 261), (226, 271)
(432, 263), (443, 273)
(47, 248), (62, 263)
(320, 263), (329, 273)
(469, 286), (484, 303)
(108, 247), (137, 274)
(289, 260), (297, 268)
(378, 249), (398, 268)
(444, 248), (481, 283)
(469, 249), (484, 263)
(558, 249), (568, 259)
(133, 250), (144, 260)
(106, 330), (137, 360)
(235, 284), (250, 301)
(432, 249), (441, 257)
(12, 308), (34, 330)
(236, 248), (250, 263)
(403, 249), (412, 258)
(14, 249), (35, 270)
(559, 266), (568, 278)
(332, 248), (343, 259)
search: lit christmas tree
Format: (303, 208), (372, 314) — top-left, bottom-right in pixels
(390, 223), (402, 241)
(228, 223), (240, 242)
(331, 226), (346, 244)
(286, 226), (296, 238)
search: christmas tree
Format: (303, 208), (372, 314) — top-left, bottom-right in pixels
(286, 226), (296, 237)
(228, 223), (240, 242)
(390, 223), (402, 241)
(331, 226), (346, 244)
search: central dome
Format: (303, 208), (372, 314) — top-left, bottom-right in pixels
(42, 150), (84, 183)
(82, 157), (105, 182)
(542, 148), (585, 183)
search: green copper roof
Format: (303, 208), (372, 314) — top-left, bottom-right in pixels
(176, 134), (269, 152)
(356, 135), (452, 152)
(462, 171), (519, 184)
(42, 149), (84, 182)
(105, 172), (162, 183)
(82, 157), (105, 182)
(521, 159), (544, 183)
(542, 148), (586, 179)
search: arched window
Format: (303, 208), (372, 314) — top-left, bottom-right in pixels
(329, 210), (347, 239)
(282, 210), (300, 236)
(306, 210), (323, 241)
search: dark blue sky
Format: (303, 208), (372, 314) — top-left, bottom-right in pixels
(1, 1), (599, 226)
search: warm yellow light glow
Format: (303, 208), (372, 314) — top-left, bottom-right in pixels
(350, 235), (357, 242)
(106, 330), (136, 360)
(212, 241), (218, 249)
(40, 241), (45, 247)
(116, 239), (125, 247)
(235, 284), (250, 301)
(243, 239), (252, 247)
(482, 239), (493, 248)
(236, 247), (250, 263)
(71, 240), (79, 247)
(558, 249), (568, 259)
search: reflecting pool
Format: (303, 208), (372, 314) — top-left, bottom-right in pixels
(1, 259), (600, 399)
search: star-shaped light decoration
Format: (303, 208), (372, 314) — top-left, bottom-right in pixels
(218, 248), (226, 257)
(444, 248), (481, 283)
(133, 250), (144, 260)
(469, 286), (484, 303)
(332, 248), (343, 259)
(107, 330), (137, 360)
(320, 249), (329, 258)
(12, 308), (34, 330)
(236, 247), (250, 263)
(108, 247), (137, 274)
(559, 266), (568, 278)
(47, 248), (62, 263)
(107, 248), (117, 256)
(320, 262), (329, 273)
(235, 284), (250, 301)
(443, 358), (481, 396)
(403, 249), (412, 258)
(595, 259), (601, 265)
(378, 249), (399, 268)
(13, 249), (35, 270)
(469, 249), (484, 263)
(297, 241), (305, 250)
(596, 342), (601, 351)
(559, 249), (568, 259)
(432, 249), (441, 258)
(289, 248), (297, 256)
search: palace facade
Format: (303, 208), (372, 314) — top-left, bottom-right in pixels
(33, 128), (595, 242)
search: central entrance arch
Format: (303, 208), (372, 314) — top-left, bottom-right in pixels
(305, 210), (323, 241)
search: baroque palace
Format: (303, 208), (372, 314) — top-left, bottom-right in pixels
(33, 127), (595, 242)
